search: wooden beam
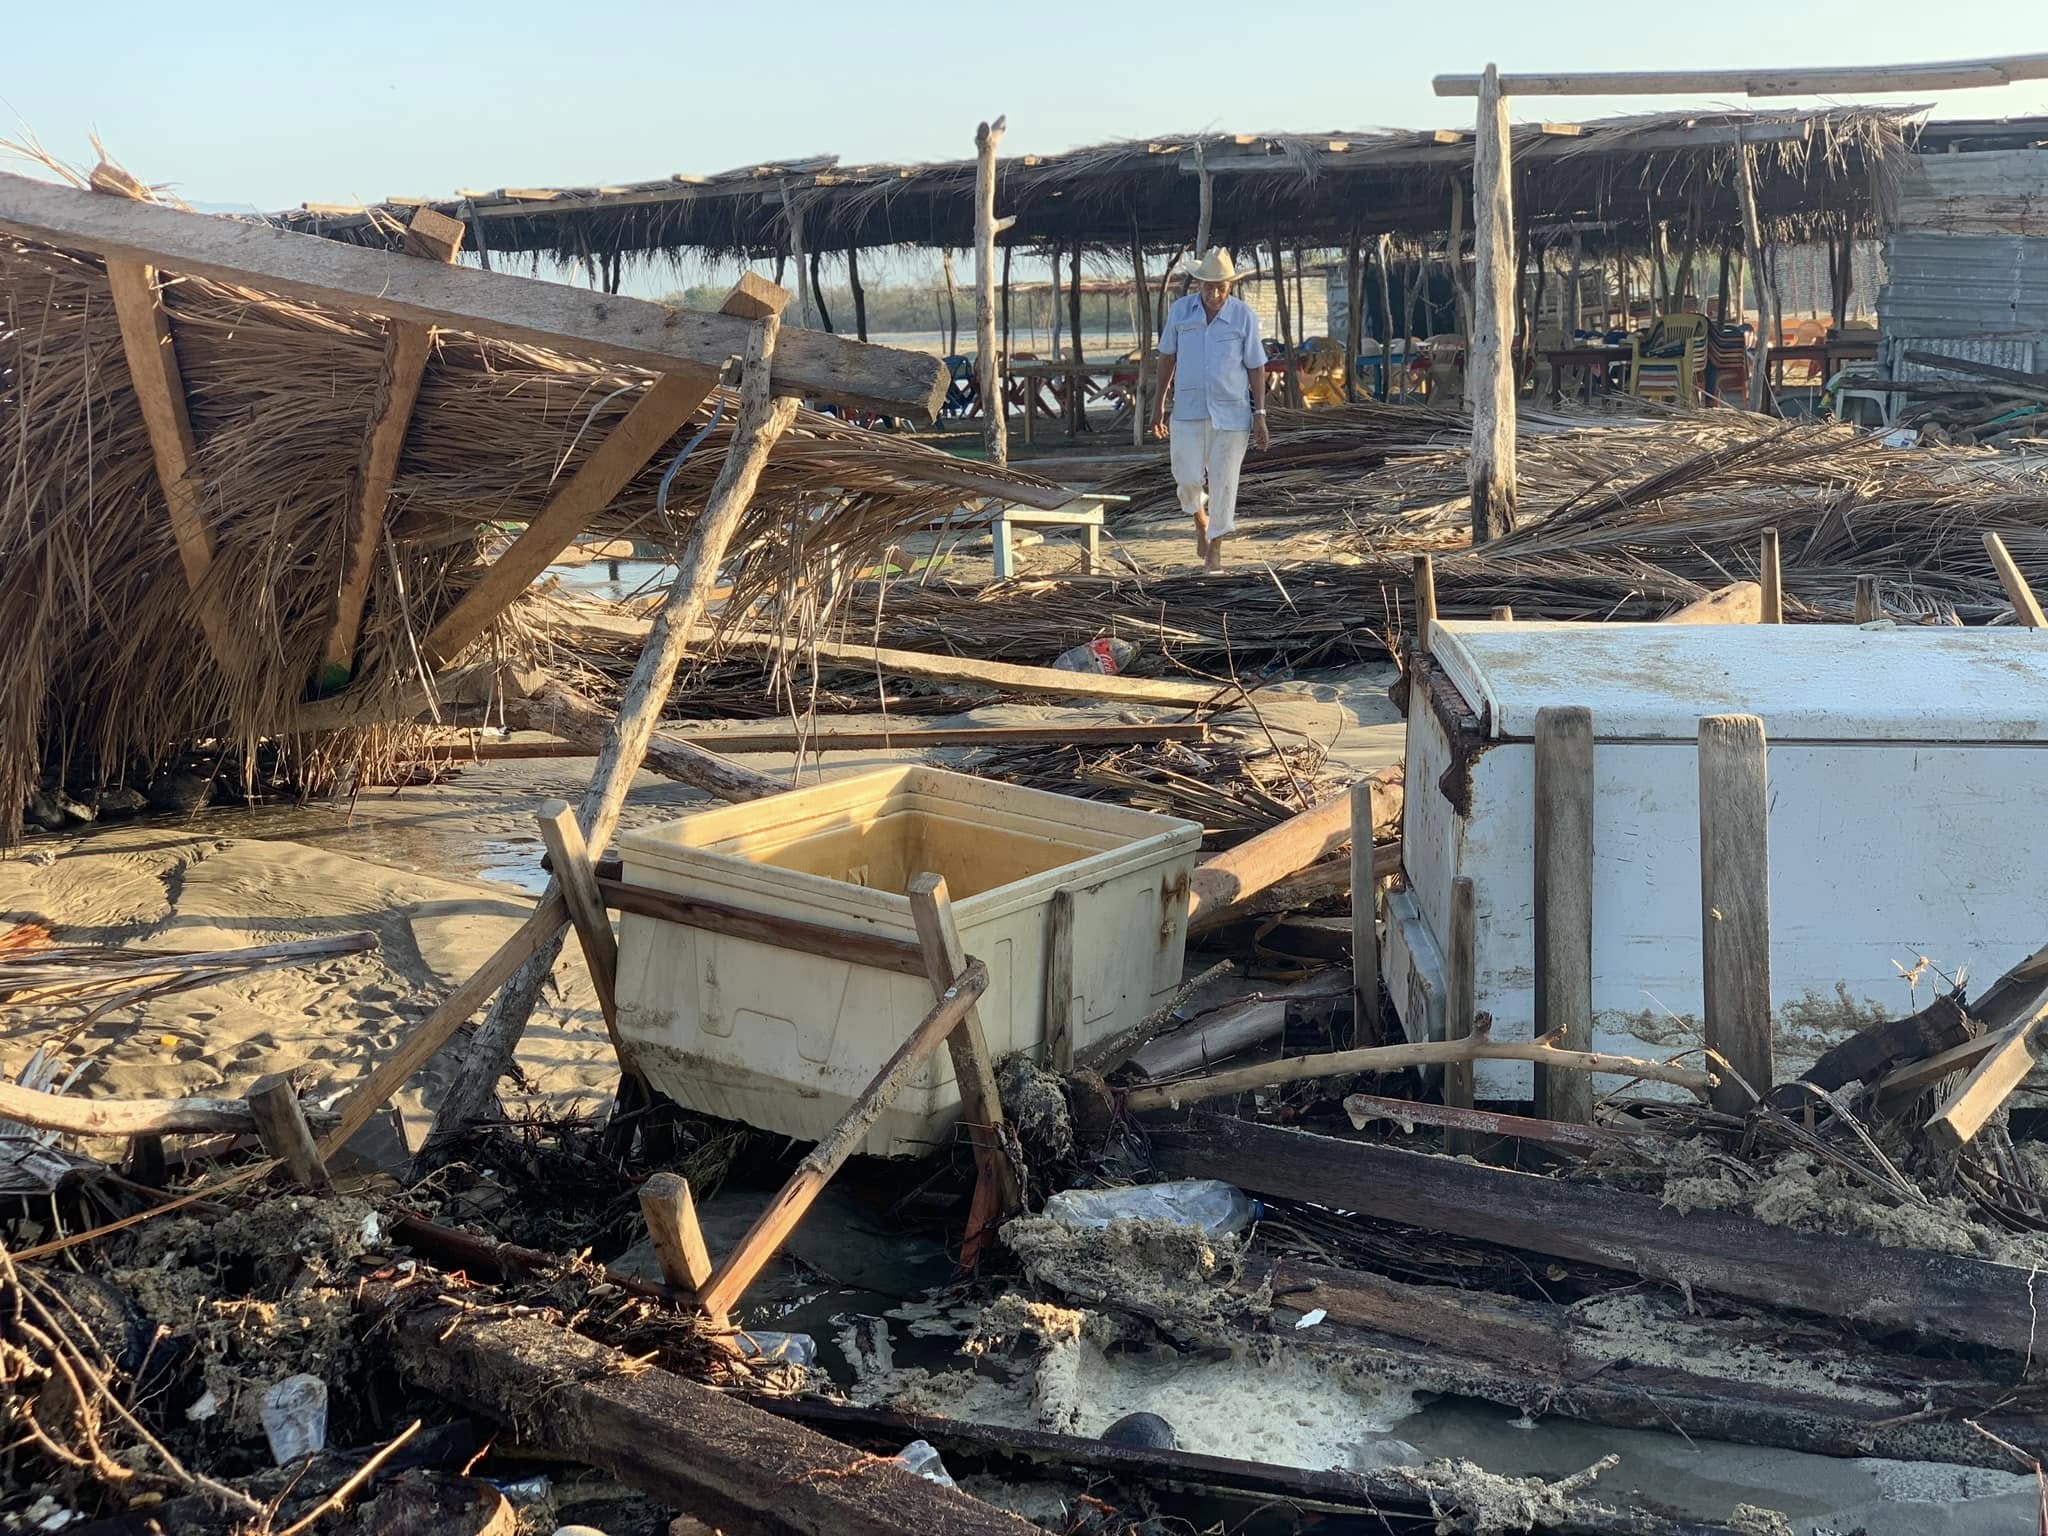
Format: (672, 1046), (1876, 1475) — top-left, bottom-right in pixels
(1188, 775), (1402, 929)
(318, 207), (465, 688)
(1698, 715), (1772, 1113)
(1534, 707), (1595, 1124)
(1873, 1022), (2021, 1106)
(908, 876), (1022, 1220)
(1343, 1092), (1644, 1152)
(1925, 1005), (2048, 1152)
(1349, 779), (1382, 1045)
(102, 258), (232, 665)
(975, 116), (1009, 468)
(1737, 151), (1775, 416)
(638, 1172), (715, 1298)
(1985, 531), (2047, 627)
(1044, 888), (1076, 1072)
(459, 719), (1212, 756)
(247, 1073), (331, 1190)
(534, 800), (621, 1032)
(1444, 876), (1478, 1151)
(1468, 66), (1516, 547)
(504, 677), (784, 805)
(0, 171), (949, 419)
(696, 960), (990, 1322)
(1431, 53), (2048, 97)
(1150, 1116), (2048, 1356)
(371, 1283), (1042, 1536)
(420, 277), (785, 670)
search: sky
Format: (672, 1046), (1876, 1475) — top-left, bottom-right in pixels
(6, 0), (2047, 293)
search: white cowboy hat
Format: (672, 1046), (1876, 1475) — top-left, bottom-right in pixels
(1183, 247), (1254, 284)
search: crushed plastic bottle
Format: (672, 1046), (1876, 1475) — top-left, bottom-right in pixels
(732, 1330), (818, 1367)
(1051, 637), (1140, 675)
(895, 1439), (958, 1487)
(1042, 1179), (1261, 1239)
(258, 1374), (328, 1465)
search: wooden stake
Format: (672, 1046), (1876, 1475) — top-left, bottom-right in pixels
(1445, 876), (1478, 1151)
(970, 117), (1011, 466)
(1412, 553), (1438, 659)
(319, 207), (463, 689)
(248, 1074), (330, 1190)
(1854, 574), (1882, 623)
(908, 876), (1022, 1217)
(1467, 63), (1518, 542)
(421, 290), (801, 1159)
(1984, 531), (2047, 627)
(1758, 527), (1783, 623)
(638, 1171), (715, 1299)
(697, 960), (991, 1320)
(420, 276), (784, 670)
(1490, 605), (1515, 621)
(1698, 714), (1772, 1114)
(1350, 779), (1383, 1047)
(1044, 888), (1076, 1072)
(1534, 707), (1595, 1124)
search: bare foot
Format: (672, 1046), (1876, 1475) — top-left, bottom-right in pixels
(1193, 506), (1211, 561)
(1205, 536), (1226, 572)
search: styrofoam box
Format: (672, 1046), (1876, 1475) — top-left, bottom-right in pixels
(1384, 621), (2048, 1100)
(614, 766), (1202, 1155)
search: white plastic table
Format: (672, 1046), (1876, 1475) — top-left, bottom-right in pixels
(991, 495), (1125, 578)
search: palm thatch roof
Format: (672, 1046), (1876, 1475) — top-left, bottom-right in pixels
(0, 181), (1063, 841)
(273, 107), (1918, 275)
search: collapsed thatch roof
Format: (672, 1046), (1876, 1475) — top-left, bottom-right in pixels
(273, 107), (1918, 275)
(0, 216), (1059, 837)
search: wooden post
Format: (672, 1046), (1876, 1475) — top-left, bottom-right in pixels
(1412, 553), (1438, 662)
(1067, 246), (1088, 433)
(1270, 234), (1299, 408)
(907, 875), (1022, 1218)
(1445, 876), (1478, 1153)
(782, 181), (814, 332)
(695, 960), (993, 1323)
(1343, 228), (1365, 403)
(1350, 779), (1383, 1046)
(535, 800), (620, 1027)
(1534, 707), (1595, 1125)
(318, 206), (463, 690)
(1193, 143), (1214, 260)
(942, 247), (960, 357)
(1044, 888), (1076, 1072)
(975, 116), (1012, 468)
(1447, 181), (1470, 341)
(1985, 531), (2047, 626)
(1759, 527), (1784, 623)
(1698, 714), (1772, 1114)
(1490, 605), (1516, 621)
(1129, 217), (1150, 448)
(420, 292), (801, 1160)
(1468, 63), (1518, 543)
(807, 250), (832, 334)
(638, 1171), (715, 1301)
(1375, 233), (1396, 401)
(1047, 237), (1063, 366)
(847, 244), (868, 341)
(1737, 148), (1774, 414)
(1854, 574), (1881, 623)
(999, 239), (1013, 366)
(249, 1074), (330, 1190)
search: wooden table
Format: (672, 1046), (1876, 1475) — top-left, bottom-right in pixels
(1768, 340), (1878, 385)
(1540, 345), (1632, 402)
(991, 495), (1126, 578)
(1003, 357), (1146, 444)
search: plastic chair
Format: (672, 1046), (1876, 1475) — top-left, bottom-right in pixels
(1627, 315), (1707, 406)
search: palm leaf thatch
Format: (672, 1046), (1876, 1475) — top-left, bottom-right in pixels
(0, 175), (1060, 841)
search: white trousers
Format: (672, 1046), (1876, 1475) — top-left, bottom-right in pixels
(1168, 419), (1250, 538)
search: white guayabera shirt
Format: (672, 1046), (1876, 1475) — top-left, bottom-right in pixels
(1159, 292), (1265, 432)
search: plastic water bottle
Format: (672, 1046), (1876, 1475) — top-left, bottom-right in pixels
(896, 1439), (957, 1487)
(733, 1330), (818, 1366)
(1051, 637), (1140, 675)
(1042, 1179), (1261, 1238)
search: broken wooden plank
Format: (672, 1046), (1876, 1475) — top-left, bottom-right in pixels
(0, 171), (950, 418)
(1182, 842), (1401, 935)
(909, 876), (1023, 1218)
(504, 677), (784, 803)
(1925, 1003), (2048, 1152)
(1123, 1027), (1713, 1112)
(370, 1282), (1041, 1536)
(1873, 1022), (2022, 1107)
(1985, 531), (2047, 628)
(454, 719), (1213, 756)
(1151, 1115), (2048, 1355)
(318, 206), (465, 688)
(1534, 707), (1594, 1124)
(534, 800), (622, 1036)
(1854, 574), (1882, 623)
(0, 1081), (330, 1139)
(1044, 888), (1076, 1073)
(1342, 1091), (1647, 1152)
(1444, 875), (1479, 1150)
(247, 1074), (331, 1190)
(1187, 771), (1403, 930)
(1349, 778), (1382, 1044)
(1781, 991), (1972, 1101)
(598, 877), (928, 975)
(637, 1172), (715, 1298)
(721, 629), (1230, 708)
(1698, 714), (1772, 1112)
(695, 960), (989, 1321)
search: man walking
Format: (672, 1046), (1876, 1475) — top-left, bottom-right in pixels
(1148, 248), (1271, 571)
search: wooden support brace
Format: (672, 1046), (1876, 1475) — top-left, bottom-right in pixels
(1350, 778), (1383, 1046)
(695, 961), (991, 1321)
(1925, 1005), (2048, 1152)
(1444, 876), (1478, 1152)
(1534, 707), (1595, 1124)
(638, 1171), (715, 1303)
(534, 800), (620, 1029)
(419, 274), (785, 670)
(317, 207), (465, 689)
(1698, 714), (1772, 1113)
(1985, 531), (2046, 627)
(1044, 888), (1077, 1072)
(909, 874), (1022, 1222)
(248, 1073), (331, 1190)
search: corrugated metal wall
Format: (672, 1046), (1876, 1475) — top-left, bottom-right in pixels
(1878, 150), (2048, 377)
